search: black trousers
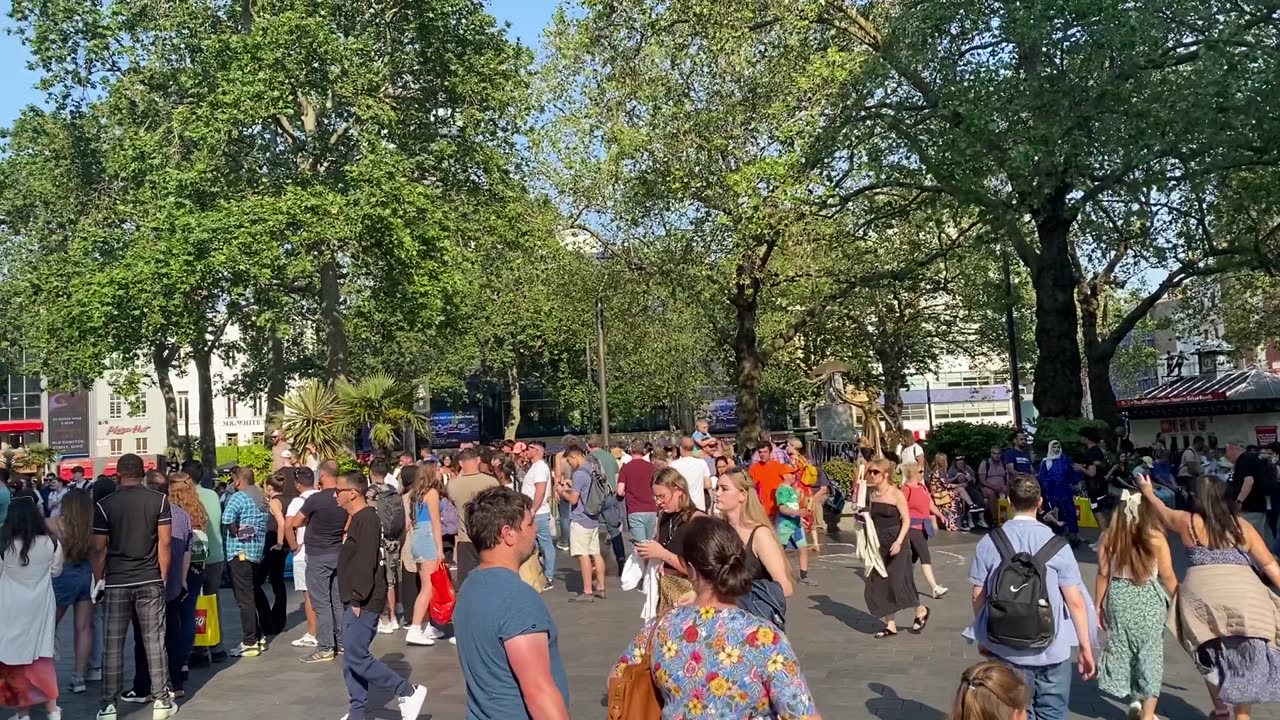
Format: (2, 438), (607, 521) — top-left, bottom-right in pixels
(228, 558), (262, 646)
(255, 547), (289, 636)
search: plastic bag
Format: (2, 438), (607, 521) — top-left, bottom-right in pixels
(429, 564), (456, 625)
(194, 593), (222, 647)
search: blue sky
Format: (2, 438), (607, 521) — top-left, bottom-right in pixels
(0, 0), (558, 127)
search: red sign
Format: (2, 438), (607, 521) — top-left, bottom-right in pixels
(1116, 391), (1228, 408)
(106, 425), (152, 436)
(1258, 426), (1279, 446)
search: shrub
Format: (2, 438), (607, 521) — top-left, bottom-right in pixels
(822, 458), (856, 495)
(924, 421), (1017, 466)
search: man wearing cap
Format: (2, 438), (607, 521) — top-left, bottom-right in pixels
(271, 429), (292, 472)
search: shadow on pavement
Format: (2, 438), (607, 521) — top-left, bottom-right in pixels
(866, 682), (946, 720)
(806, 594), (880, 635)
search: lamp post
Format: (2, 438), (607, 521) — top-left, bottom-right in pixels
(925, 378), (934, 433)
(594, 294), (610, 446)
(1002, 249), (1024, 429)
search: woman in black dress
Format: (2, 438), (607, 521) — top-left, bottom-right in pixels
(864, 458), (928, 638)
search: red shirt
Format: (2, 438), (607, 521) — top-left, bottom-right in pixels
(903, 482), (931, 521)
(618, 458), (659, 515)
(749, 460), (792, 519)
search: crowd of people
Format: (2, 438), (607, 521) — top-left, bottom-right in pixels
(4, 422), (1280, 720)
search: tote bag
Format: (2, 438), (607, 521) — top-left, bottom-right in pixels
(194, 594), (222, 648)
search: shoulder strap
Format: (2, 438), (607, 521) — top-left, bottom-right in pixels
(1032, 535), (1069, 566)
(990, 527), (1015, 561)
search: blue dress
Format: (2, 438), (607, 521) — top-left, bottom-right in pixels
(1037, 457), (1079, 534)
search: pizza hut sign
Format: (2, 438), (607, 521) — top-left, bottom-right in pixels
(106, 425), (152, 436)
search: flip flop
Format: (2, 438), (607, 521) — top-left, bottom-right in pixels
(873, 628), (899, 639)
(910, 609), (931, 633)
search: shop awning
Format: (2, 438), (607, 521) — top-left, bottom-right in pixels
(58, 457), (95, 480)
(1117, 368), (1280, 417)
(101, 457), (159, 476)
(0, 420), (44, 433)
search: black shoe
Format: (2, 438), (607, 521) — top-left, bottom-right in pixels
(210, 649), (228, 663)
(119, 689), (149, 704)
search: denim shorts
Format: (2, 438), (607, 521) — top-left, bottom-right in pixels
(410, 526), (438, 562)
(53, 560), (93, 606)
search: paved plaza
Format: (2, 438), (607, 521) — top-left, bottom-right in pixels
(50, 528), (1280, 719)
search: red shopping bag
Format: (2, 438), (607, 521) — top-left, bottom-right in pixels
(429, 564), (457, 625)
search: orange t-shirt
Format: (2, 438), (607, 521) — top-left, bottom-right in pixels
(749, 460), (792, 519)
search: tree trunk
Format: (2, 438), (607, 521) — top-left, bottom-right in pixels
(1030, 211), (1084, 418)
(319, 256), (350, 380)
(1077, 286), (1121, 428)
(151, 343), (180, 453)
(193, 345), (217, 473)
(734, 297), (766, 448)
(504, 365), (521, 440)
(265, 327), (286, 435)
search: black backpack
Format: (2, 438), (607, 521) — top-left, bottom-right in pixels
(370, 483), (406, 540)
(984, 528), (1069, 650)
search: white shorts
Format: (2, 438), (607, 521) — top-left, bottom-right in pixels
(292, 551), (307, 592)
(569, 522), (601, 557)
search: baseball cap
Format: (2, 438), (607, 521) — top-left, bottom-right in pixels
(281, 449), (294, 459)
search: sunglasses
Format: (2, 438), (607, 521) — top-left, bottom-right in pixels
(868, 468), (884, 476)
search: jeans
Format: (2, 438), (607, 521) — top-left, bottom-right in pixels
(306, 552), (343, 651)
(627, 512), (658, 542)
(557, 499), (572, 546)
(342, 606), (411, 720)
(1008, 659), (1071, 720)
(90, 601), (104, 674)
(534, 513), (556, 581)
(1243, 511), (1271, 548)
(228, 558), (262, 647)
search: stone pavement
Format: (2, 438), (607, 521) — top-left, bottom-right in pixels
(49, 529), (1280, 719)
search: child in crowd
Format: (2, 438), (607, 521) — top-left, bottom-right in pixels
(775, 471), (812, 585)
(950, 661), (1029, 720)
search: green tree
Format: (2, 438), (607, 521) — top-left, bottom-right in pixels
(335, 374), (429, 458)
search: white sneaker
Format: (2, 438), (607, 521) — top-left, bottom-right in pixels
(48, 709), (62, 720)
(397, 685), (428, 720)
(291, 633), (318, 648)
(405, 627), (436, 646)
(10, 712), (31, 720)
(69, 673), (87, 693)
(449, 636), (457, 645)
(377, 618), (399, 634)
(95, 704), (118, 720)
(152, 697), (177, 719)
(932, 585), (949, 599)
(424, 625), (445, 639)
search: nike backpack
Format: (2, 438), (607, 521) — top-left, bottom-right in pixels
(984, 528), (1068, 649)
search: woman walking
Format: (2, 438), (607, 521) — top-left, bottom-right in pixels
(1094, 488), (1177, 720)
(0, 493), (63, 720)
(610, 516), (821, 718)
(864, 459), (929, 638)
(1038, 440), (1081, 545)
(1137, 473), (1280, 720)
(634, 468), (706, 614)
(715, 469), (793, 627)
(951, 661), (1030, 720)
(49, 488), (93, 694)
(405, 464), (445, 647)
(902, 462), (948, 599)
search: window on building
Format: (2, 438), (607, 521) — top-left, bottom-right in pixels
(130, 396), (146, 417)
(250, 396), (263, 417)
(251, 431), (265, 446)
(109, 439), (123, 456)
(226, 396), (238, 418)
(932, 401), (1011, 421)
(135, 437), (148, 454)
(901, 404), (929, 421)
(108, 393), (124, 419)
(177, 391), (189, 422)
(226, 433), (239, 446)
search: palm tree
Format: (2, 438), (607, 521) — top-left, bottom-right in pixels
(279, 380), (347, 462)
(335, 374), (429, 459)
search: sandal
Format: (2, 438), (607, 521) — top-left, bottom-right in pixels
(910, 609), (931, 633)
(594, 590), (608, 601)
(873, 627), (899, 639)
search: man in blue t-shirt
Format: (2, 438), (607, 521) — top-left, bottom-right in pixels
(966, 476), (1096, 720)
(455, 486), (569, 720)
(1002, 431), (1035, 476)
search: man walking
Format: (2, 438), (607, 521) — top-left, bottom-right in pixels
(519, 440), (555, 591)
(92, 454), (176, 720)
(222, 466), (270, 658)
(334, 471), (429, 720)
(455, 486), (570, 720)
(967, 476), (1096, 720)
(1228, 439), (1273, 546)
(286, 467), (320, 649)
(558, 446), (606, 602)
(448, 448), (500, 589)
(668, 436), (712, 512)
(616, 441), (658, 541)
(294, 460), (349, 662)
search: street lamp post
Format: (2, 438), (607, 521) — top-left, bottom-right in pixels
(594, 294), (610, 446)
(1002, 249), (1024, 429)
(925, 378), (934, 433)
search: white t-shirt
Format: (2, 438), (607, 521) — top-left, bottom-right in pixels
(669, 456), (712, 512)
(286, 489), (318, 550)
(521, 460), (552, 516)
(898, 443), (925, 466)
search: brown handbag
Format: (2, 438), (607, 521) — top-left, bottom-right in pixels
(605, 615), (665, 720)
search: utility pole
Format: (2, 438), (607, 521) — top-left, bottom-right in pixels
(594, 295), (610, 445)
(1002, 249), (1024, 429)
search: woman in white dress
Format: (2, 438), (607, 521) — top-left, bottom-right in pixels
(0, 492), (64, 720)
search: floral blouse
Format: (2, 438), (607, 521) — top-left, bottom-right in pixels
(611, 605), (819, 719)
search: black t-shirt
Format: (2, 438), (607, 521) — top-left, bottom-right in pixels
(299, 488), (347, 555)
(338, 506), (386, 613)
(93, 484), (172, 588)
(1232, 451), (1272, 513)
(1080, 445), (1109, 497)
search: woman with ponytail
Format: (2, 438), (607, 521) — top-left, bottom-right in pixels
(610, 516), (821, 719)
(950, 662), (1029, 720)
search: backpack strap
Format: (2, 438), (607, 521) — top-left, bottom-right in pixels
(990, 527), (1016, 561)
(1032, 534), (1069, 566)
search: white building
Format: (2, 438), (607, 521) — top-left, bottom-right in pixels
(900, 356), (1033, 440)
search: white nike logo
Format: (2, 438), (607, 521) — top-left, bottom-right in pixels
(1010, 583), (1030, 592)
